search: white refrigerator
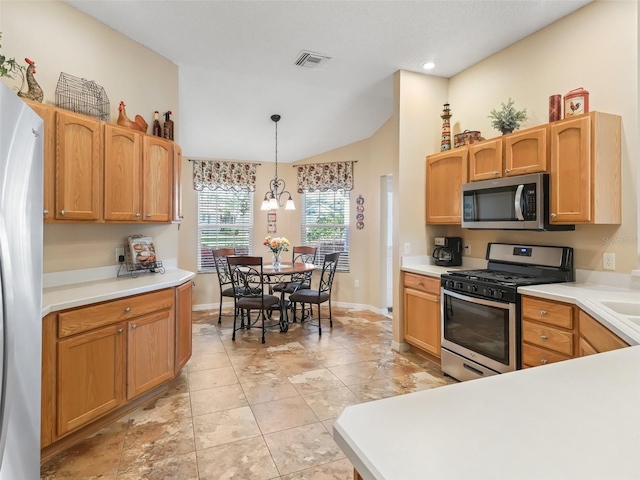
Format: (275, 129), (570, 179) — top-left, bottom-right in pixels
(0, 81), (44, 478)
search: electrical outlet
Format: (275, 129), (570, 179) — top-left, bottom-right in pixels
(463, 245), (471, 256)
(354, 280), (360, 288)
(404, 243), (411, 255)
(603, 253), (615, 270)
(115, 247), (125, 263)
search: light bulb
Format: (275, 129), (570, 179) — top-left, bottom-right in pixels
(421, 61), (436, 70)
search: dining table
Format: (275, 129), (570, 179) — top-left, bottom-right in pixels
(262, 262), (316, 332)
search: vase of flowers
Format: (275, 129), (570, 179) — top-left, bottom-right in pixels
(263, 236), (290, 267)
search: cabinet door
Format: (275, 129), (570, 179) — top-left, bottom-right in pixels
(142, 136), (173, 222)
(104, 124), (143, 221)
(57, 323), (126, 436)
(504, 125), (548, 176)
(173, 143), (183, 223)
(403, 288), (440, 357)
(579, 310), (629, 353)
(128, 309), (175, 399)
(468, 138), (502, 181)
(426, 148), (467, 224)
(549, 115), (592, 223)
(25, 100), (56, 221)
(175, 281), (193, 374)
(55, 110), (102, 220)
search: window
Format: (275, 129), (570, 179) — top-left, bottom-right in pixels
(301, 190), (350, 272)
(198, 189), (253, 272)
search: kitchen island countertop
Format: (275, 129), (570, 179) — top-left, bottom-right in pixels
(42, 268), (195, 316)
(334, 345), (640, 480)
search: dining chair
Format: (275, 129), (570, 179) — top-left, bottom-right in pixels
(271, 246), (317, 319)
(227, 255), (280, 344)
(289, 252), (341, 336)
(212, 247), (237, 324)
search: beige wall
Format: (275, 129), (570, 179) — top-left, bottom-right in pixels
(1, 1), (180, 273)
(441, 0), (638, 273)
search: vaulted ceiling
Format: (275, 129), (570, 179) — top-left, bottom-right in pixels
(65, 0), (593, 162)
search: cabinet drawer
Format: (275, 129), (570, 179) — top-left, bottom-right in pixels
(579, 310), (629, 353)
(522, 343), (571, 367)
(522, 296), (573, 329)
(522, 320), (573, 356)
(403, 273), (440, 295)
(59, 289), (174, 338)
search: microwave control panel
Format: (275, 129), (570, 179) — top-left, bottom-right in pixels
(524, 186), (536, 220)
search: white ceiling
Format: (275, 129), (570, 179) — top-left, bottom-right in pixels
(65, 0), (593, 163)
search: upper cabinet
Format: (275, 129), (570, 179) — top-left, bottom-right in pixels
(468, 125), (548, 182)
(549, 112), (621, 224)
(56, 110), (102, 221)
(426, 148), (468, 224)
(24, 100), (181, 224)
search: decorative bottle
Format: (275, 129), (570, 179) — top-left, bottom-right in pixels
(163, 111), (174, 141)
(152, 111), (162, 137)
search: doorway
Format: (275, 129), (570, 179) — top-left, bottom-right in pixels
(380, 174), (393, 314)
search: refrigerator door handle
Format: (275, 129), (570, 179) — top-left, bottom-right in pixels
(0, 215), (10, 469)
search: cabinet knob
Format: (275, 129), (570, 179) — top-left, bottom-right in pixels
(117, 328), (123, 333)
(124, 307), (131, 313)
(417, 281), (423, 285)
(132, 324), (137, 329)
(550, 213), (557, 218)
(493, 171), (499, 175)
(504, 169), (510, 173)
(146, 213), (152, 218)
(60, 210), (66, 216)
(43, 209), (49, 215)
(541, 359), (548, 365)
(540, 310), (547, 315)
(540, 335), (548, 340)
(135, 213), (141, 217)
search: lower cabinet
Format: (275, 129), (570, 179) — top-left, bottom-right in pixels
(42, 282), (193, 456)
(403, 273), (441, 358)
(578, 310), (629, 356)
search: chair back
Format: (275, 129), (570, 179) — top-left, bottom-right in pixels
(227, 255), (265, 298)
(212, 247), (236, 288)
(291, 246), (317, 283)
(318, 252), (341, 295)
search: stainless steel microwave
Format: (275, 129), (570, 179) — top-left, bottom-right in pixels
(461, 173), (574, 231)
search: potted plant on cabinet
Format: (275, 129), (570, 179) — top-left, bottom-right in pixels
(488, 98), (527, 135)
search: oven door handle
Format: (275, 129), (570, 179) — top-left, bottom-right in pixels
(443, 288), (512, 310)
(514, 184), (525, 221)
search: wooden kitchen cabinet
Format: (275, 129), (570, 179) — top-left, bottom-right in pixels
(403, 273), (441, 357)
(103, 124), (143, 221)
(127, 309), (175, 399)
(549, 111), (621, 224)
(143, 135), (173, 222)
(468, 125), (548, 182)
(175, 280), (193, 373)
(521, 296), (577, 368)
(578, 309), (629, 356)
(173, 143), (183, 223)
(55, 110), (102, 221)
(426, 148), (468, 224)
(57, 322), (126, 436)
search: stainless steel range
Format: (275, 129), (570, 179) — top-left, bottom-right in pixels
(440, 243), (573, 382)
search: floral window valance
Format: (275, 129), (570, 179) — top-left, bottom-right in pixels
(296, 161), (354, 193)
(192, 160), (257, 192)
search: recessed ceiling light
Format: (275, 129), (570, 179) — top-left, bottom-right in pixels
(421, 61), (436, 70)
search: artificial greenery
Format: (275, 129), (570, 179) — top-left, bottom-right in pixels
(0, 32), (23, 78)
(488, 98), (527, 134)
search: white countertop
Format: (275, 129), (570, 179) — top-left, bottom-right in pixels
(42, 268), (195, 316)
(400, 264), (462, 277)
(334, 345), (640, 480)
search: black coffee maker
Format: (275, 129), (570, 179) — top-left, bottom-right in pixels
(432, 237), (463, 267)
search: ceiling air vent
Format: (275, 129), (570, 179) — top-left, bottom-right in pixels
(294, 50), (331, 70)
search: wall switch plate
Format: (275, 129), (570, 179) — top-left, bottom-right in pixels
(116, 247), (125, 263)
(603, 253), (615, 270)
(404, 243), (411, 255)
(354, 280), (360, 288)
(463, 245), (470, 256)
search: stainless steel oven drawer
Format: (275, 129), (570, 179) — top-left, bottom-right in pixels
(441, 349), (500, 382)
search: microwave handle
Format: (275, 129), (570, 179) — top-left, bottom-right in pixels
(514, 184), (525, 221)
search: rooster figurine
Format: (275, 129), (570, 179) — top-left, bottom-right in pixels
(17, 58), (43, 103)
(117, 101), (148, 133)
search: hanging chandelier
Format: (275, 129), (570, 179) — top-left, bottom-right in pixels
(260, 114), (295, 211)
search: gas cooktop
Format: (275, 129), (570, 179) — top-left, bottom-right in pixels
(445, 269), (562, 287)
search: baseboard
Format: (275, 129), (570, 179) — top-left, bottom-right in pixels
(193, 300), (389, 315)
(193, 302), (233, 311)
(392, 340), (410, 352)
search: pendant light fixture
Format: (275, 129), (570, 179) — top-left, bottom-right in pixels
(260, 114), (295, 211)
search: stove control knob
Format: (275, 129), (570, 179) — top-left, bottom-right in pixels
(494, 290), (505, 299)
(455, 282), (463, 289)
(446, 280), (455, 288)
(486, 288), (494, 296)
(467, 285), (477, 293)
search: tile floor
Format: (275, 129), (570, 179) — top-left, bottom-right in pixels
(41, 306), (455, 479)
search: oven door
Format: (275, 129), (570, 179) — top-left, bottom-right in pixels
(441, 289), (517, 375)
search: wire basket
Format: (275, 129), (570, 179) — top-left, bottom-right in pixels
(55, 72), (110, 121)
